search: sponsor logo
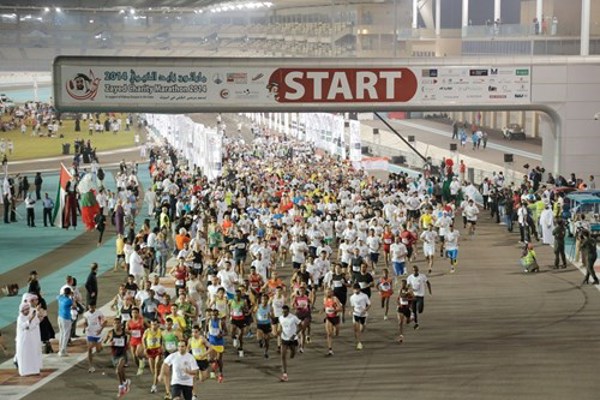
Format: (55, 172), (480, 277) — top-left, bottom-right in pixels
(514, 94), (526, 98)
(489, 94), (507, 99)
(251, 73), (265, 81)
(227, 72), (248, 84)
(66, 70), (101, 101)
(220, 89), (230, 99)
(266, 68), (418, 103)
(516, 69), (529, 76)
(213, 74), (223, 84)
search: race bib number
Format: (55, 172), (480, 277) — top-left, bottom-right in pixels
(333, 281), (342, 288)
(131, 329), (141, 338)
(113, 337), (125, 347)
(165, 341), (177, 352)
(359, 282), (368, 289)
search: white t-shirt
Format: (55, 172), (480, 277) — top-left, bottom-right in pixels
(407, 273), (428, 297)
(163, 351), (199, 387)
(278, 313), (301, 341)
(465, 204), (479, 221)
(217, 269), (239, 294)
(420, 230), (437, 246)
(84, 309), (105, 337)
(390, 242), (407, 263)
(366, 236), (381, 253)
(445, 230), (460, 251)
(349, 292), (371, 317)
(289, 241), (308, 264)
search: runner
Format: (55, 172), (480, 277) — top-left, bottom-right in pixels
(406, 265), (432, 330)
(291, 283), (312, 352)
(126, 306), (147, 376)
(376, 268), (394, 320)
(349, 283), (371, 350)
(445, 224), (461, 273)
(464, 199), (480, 237)
(269, 286), (286, 352)
(396, 279), (414, 343)
(389, 235), (408, 280)
(420, 224), (438, 274)
(255, 293), (273, 359)
(159, 340), (198, 400)
(83, 303), (105, 373)
(329, 263), (350, 323)
(142, 319), (163, 394)
(103, 317), (130, 398)
(381, 225), (394, 269)
(365, 228), (381, 272)
(187, 325), (211, 400)
(278, 305), (301, 382)
(229, 289), (249, 358)
(323, 288), (342, 356)
(207, 308), (225, 383)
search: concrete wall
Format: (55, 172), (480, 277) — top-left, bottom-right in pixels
(532, 62), (600, 178)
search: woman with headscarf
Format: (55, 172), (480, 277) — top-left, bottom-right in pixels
(16, 296), (43, 376)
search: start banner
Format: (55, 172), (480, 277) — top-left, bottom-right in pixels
(53, 56), (531, 113)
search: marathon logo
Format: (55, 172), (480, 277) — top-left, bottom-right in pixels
(267, 68), (418, 103)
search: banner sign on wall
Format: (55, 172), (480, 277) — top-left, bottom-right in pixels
(54, 56), (532, 113)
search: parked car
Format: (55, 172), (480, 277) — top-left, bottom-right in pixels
(502, 123), (526, 140)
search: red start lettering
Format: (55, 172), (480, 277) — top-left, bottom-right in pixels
(267, 68), (417, 103)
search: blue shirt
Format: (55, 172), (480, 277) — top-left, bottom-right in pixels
(57, 295), (73, 319)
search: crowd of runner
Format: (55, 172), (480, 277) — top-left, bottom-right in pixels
(13, 114), (599, 400)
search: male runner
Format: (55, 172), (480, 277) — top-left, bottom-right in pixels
(278, 305), (301, 382)
(349, 283), (370, 350)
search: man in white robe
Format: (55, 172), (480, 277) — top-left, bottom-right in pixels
(16, 300), (42, 376)
(539, 205), (555, 246)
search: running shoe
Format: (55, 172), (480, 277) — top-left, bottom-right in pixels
(233, 337), (239, 348)
(450, 267), (455, 273)
(264, 352), (269, 359)
(383, 315), (388, 321)
(217, 374), (224, 384)
(164, 394), (171, 400)
(124, 379), (131, 394)
(192, 395), (198, 400)
(306, 335), (311, 344)
(245, 331), (253, 339)
(210, 372), (216, 379)
(299, 347), (304, 354)
(118, 385), (125, 398)
(280, 373), (289, 382)
(88, 366), (96, 373)
(238, 349), (244, 358)
(356, 342), (363, 350)
(428, 268), (432, 274)
(137, 367), (144, 376)
(150, 385), (157, 393)
(414, 323), (420, 330)
(327, 349), (334, 356)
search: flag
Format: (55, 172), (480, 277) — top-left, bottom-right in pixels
(52, 164), (72, 228)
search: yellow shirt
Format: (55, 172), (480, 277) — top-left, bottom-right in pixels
(420, 214), (433, 229)
(143, 329), (162, 350)
(189, 336), (209, 360)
